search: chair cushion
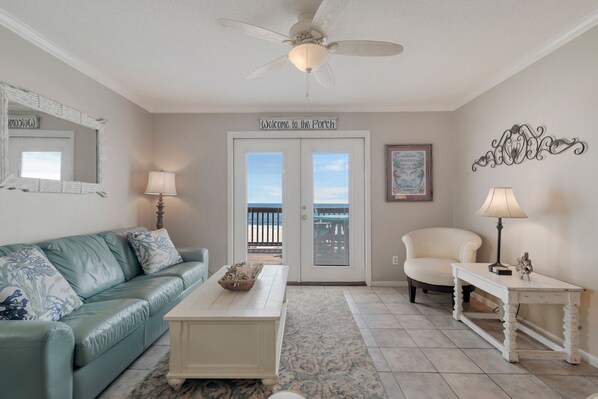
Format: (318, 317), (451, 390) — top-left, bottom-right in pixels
(38, 235), (125, 299)
(99, 228), (147, 280)
(404, 257), (470, 286)
(134, 261), (207, 290)
(0, 246), (82, 321)
(60, 299), (149, 367)
(85, 276), (183, 316)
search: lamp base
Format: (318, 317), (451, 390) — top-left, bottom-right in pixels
(488, 262), (512, 275)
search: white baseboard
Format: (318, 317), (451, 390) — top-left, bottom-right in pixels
(370, 281), (408, 287)
(470, 292), (598, 367)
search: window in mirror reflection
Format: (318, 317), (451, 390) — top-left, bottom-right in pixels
(7, 102), (98, 183)
(21, 151), (62, 180)
(9, 131), (74, 181)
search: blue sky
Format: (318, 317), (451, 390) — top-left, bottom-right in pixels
(247, 152), (348, 204)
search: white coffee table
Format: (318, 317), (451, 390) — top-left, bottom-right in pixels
(452, 263), (584, 363)
(165, 265), (288, 388)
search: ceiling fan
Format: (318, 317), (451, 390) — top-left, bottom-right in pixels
(217, 0), (404, 88)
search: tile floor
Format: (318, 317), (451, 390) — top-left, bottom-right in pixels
(97, 285), (598, 399)
(345, 286), (598, 399)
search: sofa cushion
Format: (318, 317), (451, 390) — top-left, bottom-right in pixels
(85, 276), (183, 316)
(134, 261), (207, 290)
(99, 228), (147, 280)
(404, 257), (471, 287)
(0, 246), (83, 321)
(127, 229), (183, 274)
(59, 299), (149, 367)
(38, 235), (125, 299)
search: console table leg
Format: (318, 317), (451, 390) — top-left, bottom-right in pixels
(564, 293), (581, 364)
(262, 376), (279, 386)
(453, 276), (463, 321)
(167, 378), (186, 390)
(502, 303), (519, 362)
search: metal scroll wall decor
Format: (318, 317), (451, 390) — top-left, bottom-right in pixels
(472, 124), (587, 172)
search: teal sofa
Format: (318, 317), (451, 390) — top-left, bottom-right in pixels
(0, 227), (208, 399)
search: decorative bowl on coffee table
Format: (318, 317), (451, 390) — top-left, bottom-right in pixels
(218, 262), (263, 291)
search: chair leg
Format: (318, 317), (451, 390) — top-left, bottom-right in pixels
(408, 278), (416, 303)
(463, 288), (471, 303)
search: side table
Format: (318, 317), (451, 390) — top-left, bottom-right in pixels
(452, 263), (584, 363)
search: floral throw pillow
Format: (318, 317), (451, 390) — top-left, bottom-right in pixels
(127, 229), (183, 274)
(0, 246), (83, 321)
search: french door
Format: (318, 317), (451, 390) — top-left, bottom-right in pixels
(232, 137), (366, 282)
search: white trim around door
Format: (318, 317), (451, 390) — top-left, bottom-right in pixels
(227, 130), (371, 285)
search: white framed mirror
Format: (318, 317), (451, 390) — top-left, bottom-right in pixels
(0, 81), (107, 196)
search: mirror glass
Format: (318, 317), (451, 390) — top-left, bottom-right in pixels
(1, 81), (106, 196)
(8, 102), (98, 183)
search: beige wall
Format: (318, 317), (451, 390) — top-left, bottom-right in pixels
(151, 112), (455, 281)
(0, 26), (153, 244)
(453, 26), (598, 357)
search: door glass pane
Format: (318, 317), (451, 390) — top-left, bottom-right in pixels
(21, 151), (62, 180)
(313, 153), (349, 266)
(246, 153), (283, 265)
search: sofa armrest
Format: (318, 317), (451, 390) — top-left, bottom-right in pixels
(178, 247), (209, 265)
(0, 320), (75, 399)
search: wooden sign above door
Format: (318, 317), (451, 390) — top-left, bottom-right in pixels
(259, 117), (337, 131)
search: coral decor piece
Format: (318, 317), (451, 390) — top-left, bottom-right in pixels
(472, 124), (587, 172)
(516, 252), (534, 281)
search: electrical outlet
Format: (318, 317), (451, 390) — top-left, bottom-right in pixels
(392, 256), (399, 265)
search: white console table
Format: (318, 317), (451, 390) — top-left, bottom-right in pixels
(165, 265), (288, 387)
(452, 263), (584, 364)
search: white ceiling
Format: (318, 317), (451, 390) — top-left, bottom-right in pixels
(1, 0), (598, 113)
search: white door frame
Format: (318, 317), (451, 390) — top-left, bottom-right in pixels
(227, 130), (372, 285)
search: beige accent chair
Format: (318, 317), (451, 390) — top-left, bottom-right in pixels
(402, 228), (482, 303)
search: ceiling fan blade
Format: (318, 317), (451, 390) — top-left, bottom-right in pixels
(328, 40), (404, 56)
(246, 56), (289, 80)
(313, 62), (335, 88)
(217, 18), (291, 44)
(311, 0), (347, 35)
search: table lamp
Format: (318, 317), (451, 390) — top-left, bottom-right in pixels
(145, 171), (177, 229)
(476, 187), (527, 274)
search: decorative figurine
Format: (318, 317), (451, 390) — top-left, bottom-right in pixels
(516, 252), (533, 281)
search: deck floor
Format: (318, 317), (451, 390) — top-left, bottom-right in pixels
(247, 248), (282, 265)
(246, 248), (349, 266)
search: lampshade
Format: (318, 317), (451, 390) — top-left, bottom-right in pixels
(288, 43), (328, 73)
(476, 187), (527, 218)
(145, 171), (177, 196)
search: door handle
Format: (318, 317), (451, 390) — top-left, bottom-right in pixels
(301, 215), (307, 221)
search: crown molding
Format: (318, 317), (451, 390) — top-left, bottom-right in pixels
(0, 7), (153, 112)
(453, 8), (598, 111)
(151, 104), (454, 114)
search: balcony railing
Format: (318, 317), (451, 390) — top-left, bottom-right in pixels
(248, 207), (282, 247)
(247, 206), (349, 247)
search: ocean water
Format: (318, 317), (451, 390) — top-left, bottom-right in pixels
(247, 203), (348, 226)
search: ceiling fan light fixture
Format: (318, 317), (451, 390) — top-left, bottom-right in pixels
(288, 43), (328, 73)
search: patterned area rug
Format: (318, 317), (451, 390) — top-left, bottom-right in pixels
(127, 289), (386, 399)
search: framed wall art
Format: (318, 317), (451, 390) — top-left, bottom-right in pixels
(386, 144), (432, 201)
